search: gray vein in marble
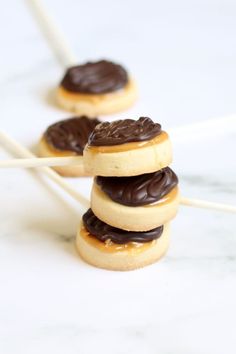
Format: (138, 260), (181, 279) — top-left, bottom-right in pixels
(56, 234), (75, 243)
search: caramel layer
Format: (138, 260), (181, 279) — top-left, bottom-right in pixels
(58, 79), (133, 103)
(85, 131), (168, 154)
(80, 225), (157, 254)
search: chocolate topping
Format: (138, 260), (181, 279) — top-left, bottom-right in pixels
(96, 167), (178, 206)
(88, 117), (162, 146)
(60, 60), (128, 94)
(44, 116), (100, 154)
(83, 209), (164, 244)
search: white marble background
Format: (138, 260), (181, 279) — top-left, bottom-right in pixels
(0, 1), (236, 353)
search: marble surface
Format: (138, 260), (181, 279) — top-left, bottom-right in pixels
(0, 1), (236, 353)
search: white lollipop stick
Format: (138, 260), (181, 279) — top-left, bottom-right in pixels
(27, 0), (77, 67)
(0, 131), (89, 209)
(0, 156), (84, 169)
(180, 197), (236, 214)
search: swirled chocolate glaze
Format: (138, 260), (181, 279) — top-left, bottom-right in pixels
(83, 209), (163, 244)
(88, 117), (162, 146)
(44, 116), (100, 154)
(96, 167), (178, 206)
(60, 60), (128, 94)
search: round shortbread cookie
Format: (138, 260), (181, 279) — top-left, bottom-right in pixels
(91, 182), (180, 231)
(56, 78), (137, 117)
(84, 131), (172, 176)
(76, 222), (170, 271)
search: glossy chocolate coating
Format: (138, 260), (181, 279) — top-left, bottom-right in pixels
(60, 60), (128, 94)
(96, 167), (178, 206)
(44, 116), (100, 155)
(83, 209), (164, 244)
(88, 117), (162, 146)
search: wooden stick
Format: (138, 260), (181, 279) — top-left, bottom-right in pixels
(180, 197), (236, 214)
(0, 156), (84, 169)
(27, 0), (77, 67)
(0, 131), (89, 209)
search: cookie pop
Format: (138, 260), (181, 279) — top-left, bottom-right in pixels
(78, 209), (170, 271)
(92, 168), (180, 232)
(84, 117), (172, 176)
(27, 0), (137, 116)
(57, 60), (137, 116)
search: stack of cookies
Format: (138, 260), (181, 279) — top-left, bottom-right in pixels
(76, 117), (180, 271)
